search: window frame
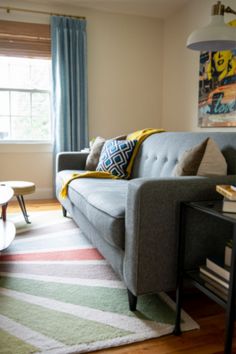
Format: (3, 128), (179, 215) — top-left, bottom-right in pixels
(0, 86), (52, 143)
(0, 20), (52, 145)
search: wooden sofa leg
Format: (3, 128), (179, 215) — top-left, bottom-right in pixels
(127, 289), (137, 311)
(62, 206), (67, 217)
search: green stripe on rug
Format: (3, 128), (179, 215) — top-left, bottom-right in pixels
(0, 294), (131, 345)
(0, 277), (175, 324)
(0, 328), (38, 354)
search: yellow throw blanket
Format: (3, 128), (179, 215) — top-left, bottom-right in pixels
(60, 128), (164, 198)
(126, 128), (164, 176)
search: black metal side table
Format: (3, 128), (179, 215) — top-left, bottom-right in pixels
(174, 200), (236, 354)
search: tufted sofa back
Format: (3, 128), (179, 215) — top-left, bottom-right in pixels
(131, 132), (236, 178)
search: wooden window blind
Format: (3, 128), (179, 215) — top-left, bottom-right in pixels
(0, 20), (51, 58)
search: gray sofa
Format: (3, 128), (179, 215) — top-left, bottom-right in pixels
(56, 132), (236, 310)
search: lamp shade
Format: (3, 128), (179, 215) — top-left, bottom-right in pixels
(187, 15), (236, 51)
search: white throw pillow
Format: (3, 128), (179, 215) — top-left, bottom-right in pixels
(173, 137), (227, 177)
(197, 138), (227, 176)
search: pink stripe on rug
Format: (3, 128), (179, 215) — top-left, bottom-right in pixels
(0, 249), (104, 262)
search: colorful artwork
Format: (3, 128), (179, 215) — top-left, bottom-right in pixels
(198, 20), (236, 127)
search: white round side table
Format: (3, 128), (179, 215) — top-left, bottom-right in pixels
(0, 185), (15, 250)
(1, 181), (36, 224)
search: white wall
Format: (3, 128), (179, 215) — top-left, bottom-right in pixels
(4, 0), (234, 200)
(87, 11), (163, 138)
(0, 144), (53, 199)
(0, 1), (163, 198)
(162, 0), (236, 131)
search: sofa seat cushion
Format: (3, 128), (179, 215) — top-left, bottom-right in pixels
(56, 170), (128, 249)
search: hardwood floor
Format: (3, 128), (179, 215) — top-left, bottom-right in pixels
(7, 199), (235, 354)
(7, 198), (61, 213)
(90, 292), (233, 354)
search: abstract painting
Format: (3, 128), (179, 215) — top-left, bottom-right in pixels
(198, 20), (236, 127)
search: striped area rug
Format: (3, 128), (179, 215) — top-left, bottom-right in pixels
(0, 210), (198, 354)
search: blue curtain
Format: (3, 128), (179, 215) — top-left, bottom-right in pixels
(51, 16), (88, 154)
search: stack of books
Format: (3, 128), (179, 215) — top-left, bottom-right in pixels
(225, 239), (232, 267)
(199, 240), (232, 301)
(216, 185), (236, 213)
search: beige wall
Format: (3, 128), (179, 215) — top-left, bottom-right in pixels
(3, 0), (235, 199)
(0, 1), (163, 198)
(162, 0), (236, 131)
(87, 11), (163, 138)
(0, 144), (53, 199)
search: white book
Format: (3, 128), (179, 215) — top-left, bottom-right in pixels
(199, 265), (229, 289)
(225, 245), (232, 267)
(200, 273), (228, 295)
(222, 198), (236, 213)
(206, 257), (230, 281)
(204, 282), (228, 301)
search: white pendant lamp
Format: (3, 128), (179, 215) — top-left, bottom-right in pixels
(187, 1), (236, 51)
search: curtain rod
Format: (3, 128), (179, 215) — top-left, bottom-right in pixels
(0, 6), (86, 20)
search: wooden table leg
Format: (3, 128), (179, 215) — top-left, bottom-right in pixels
(1, 203), (8, 222)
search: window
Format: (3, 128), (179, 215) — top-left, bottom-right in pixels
(0, 20), (51, 142)
(0, 56), (51, 141)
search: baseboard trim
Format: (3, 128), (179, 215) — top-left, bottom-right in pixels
(24, 188), (54, 200)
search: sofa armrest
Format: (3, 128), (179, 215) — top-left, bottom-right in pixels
(124, 175), (236, 296)
(56, 152), (89, 172)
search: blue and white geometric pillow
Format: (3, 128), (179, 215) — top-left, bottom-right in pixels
(96, 139), (137, 178)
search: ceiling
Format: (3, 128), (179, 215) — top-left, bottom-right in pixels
(23, 0), (192, 19)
